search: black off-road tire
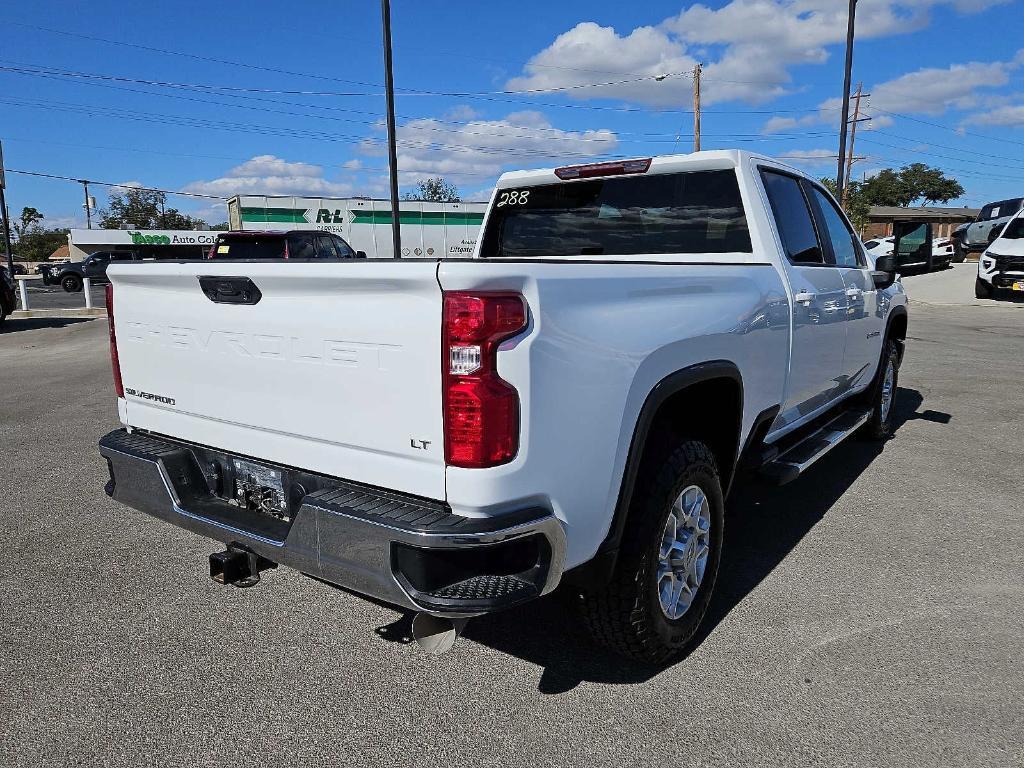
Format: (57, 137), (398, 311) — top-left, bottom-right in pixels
(861, 339), (900, 441)
(975, 277), (994, 299)
(61, 274), (83, 293)
(580, 440), (724, 664)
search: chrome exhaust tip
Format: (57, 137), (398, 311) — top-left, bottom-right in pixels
(411, 613), (468, 654)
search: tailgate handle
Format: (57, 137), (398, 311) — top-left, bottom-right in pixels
(198, 276), (262, 305)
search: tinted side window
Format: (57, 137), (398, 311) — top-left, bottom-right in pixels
(287, 236), (316, 259)
(760, 171), (824, 264)
(332, 235), (356, 257)
(315, 235), (339, 258)
(810, 186), (861, 267)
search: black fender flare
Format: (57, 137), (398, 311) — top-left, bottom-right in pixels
(606, 361), (743, 549)
(885, 304), (909, 363)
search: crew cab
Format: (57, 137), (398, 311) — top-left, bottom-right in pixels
(98, 151), (908, 662)
(976, 209), (1024, 299)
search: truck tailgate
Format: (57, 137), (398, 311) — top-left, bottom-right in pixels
(107, 261), (445, 500)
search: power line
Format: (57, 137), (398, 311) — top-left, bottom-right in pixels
(871, 108), (1024, 149)
(0, 58), (838, 116)
(0, 60), (691, 99)
(11, 19), (685, 81)
(1, 167), (227, 199)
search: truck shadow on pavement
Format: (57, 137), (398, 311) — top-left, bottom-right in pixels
(440, 387), (944, 693)
(1, 317), (95, 333)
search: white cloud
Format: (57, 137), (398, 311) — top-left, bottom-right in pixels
(182, 154), (353, 197)
(964, 104), (1024, 127)
(507, 1), (1011, 107)
(359, 110), (619, 187)
(506, 23), (698, 108)
(776, 148), (838, 166)
(760, 51), (1021, 134)
(868, 58), (1021, 115)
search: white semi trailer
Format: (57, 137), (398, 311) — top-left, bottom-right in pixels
(227, 195), (487, 259)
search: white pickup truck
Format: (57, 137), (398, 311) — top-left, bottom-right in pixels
(99, 151), (908, 662)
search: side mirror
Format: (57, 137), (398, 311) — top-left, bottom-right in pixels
(871, 253), (897, 289)
(355, 250), (367, 259)
(987, 225), (1002, 244)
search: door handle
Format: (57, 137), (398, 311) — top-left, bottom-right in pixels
(198, 276), (262, 305)
(845, 287), (863, 299)
(794, 290), (815, 304)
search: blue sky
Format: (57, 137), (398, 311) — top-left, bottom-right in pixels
(2, 0), (1023, 227)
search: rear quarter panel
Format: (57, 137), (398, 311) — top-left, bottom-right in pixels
(438, 260), (789, 568)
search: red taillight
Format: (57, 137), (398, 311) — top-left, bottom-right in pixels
(106, 283), (124, 397)
(554, 157), (652, 180)
(442, 291), (527, 468)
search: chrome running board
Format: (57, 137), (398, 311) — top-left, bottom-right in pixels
(759, 407), (871, 486)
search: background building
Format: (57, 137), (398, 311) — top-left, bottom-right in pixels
(863, 206), (980, 240)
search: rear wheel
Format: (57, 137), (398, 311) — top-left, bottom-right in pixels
(61, 274), (83, 293)
(580, 440), (724, 663)
(975, 277), (994, 299)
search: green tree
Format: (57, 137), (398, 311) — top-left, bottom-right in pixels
(16, 229), (69, 262)
(99, 188), (203, 229)
(820, 177), (870, 232)
(402, 177), (461, 202)
(823, 163), (964, 233)
(13, 207), (44, 239)
(895, 163), (964, 205)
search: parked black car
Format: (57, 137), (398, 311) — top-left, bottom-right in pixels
(42, 251), (141, 292)
(8, 262), (27, 276)
(0, 266), (17, 326)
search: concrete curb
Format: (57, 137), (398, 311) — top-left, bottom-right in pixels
(11, 308), (107, 319)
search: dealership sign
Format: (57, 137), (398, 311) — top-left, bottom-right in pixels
(70, 228), (219, 247)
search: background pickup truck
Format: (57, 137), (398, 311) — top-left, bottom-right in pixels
(99, 150), (907, 662)
(44, 250), (141, 292)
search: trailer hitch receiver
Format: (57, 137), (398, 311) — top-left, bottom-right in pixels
(209, 545), (277, 588)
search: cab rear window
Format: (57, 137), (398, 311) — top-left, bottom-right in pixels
(478, 169), (751, 258)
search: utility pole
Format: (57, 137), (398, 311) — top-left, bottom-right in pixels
(842, 83), (870, 207)
(381, 0), (402, 259)
(81, 180), (93, 229)
(0, 141), (13, 276)
(835, 0), (858, 198)
(693, 63), (702, 152)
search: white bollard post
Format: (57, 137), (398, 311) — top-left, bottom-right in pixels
(84, 277), (93, 308)
(18, 277), (29, 311)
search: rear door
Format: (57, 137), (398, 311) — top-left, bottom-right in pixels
(760, 169), (849, 427)
(108, 260), (447, 500)
(806, 183), (884, 390)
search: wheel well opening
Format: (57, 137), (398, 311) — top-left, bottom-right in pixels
(889, 313), (907, 343)
(640, 377), (742, 490)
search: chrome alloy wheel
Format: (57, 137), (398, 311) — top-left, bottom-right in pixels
(880, 357), (896, 424)
(656, 485), (711, 620)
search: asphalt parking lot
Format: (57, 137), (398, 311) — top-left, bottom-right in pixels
(17, 280), (107, 312)
(1, 266), (1022, 767)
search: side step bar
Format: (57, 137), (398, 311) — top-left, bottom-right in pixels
(759, 407), (871, 486)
